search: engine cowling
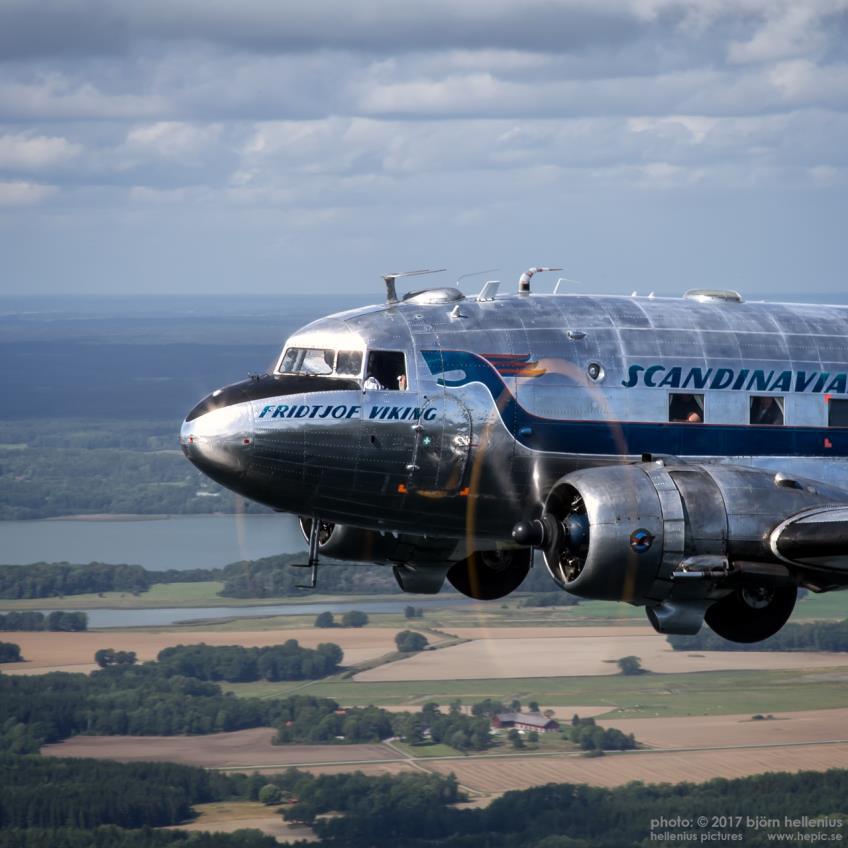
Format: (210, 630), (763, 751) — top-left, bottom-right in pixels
(517, 461), (842, 640)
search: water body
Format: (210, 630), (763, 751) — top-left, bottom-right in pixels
(0, 513), (304, 569)
(45, 598), (472, 629)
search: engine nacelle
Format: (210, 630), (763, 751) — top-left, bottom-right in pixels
(523, 461), (843, 640)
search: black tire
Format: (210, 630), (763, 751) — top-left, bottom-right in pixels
(447, 548), (531, 600)
(704, 582), (797, 643)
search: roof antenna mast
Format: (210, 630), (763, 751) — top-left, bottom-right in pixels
(383, 268), (446, 304)
(518, 266), (562, 296)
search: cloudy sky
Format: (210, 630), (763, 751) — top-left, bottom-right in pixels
(1, 0), (847, 297)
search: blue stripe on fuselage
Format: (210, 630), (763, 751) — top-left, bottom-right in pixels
(421, 350), (847, 458)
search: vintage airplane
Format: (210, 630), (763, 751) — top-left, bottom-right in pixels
(181, 268), (848, 643)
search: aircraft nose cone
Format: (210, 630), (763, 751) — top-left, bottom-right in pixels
(180, 400), (254, 479)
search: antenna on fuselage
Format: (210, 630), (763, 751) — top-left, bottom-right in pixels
(518, 267), (562, 296)
(383, 268), (446, 304)
(553, 276), (582, 294)
(454, 268), (499, 289)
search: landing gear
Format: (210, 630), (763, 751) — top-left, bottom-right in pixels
(705, 582), (797, 643)
(292, 517), (331, 589)
(446, 548), (531, 600)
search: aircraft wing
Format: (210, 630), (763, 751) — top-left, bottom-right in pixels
(771, 506), (848, 577)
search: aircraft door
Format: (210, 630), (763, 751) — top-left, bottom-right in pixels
(409, 395), (471, 494)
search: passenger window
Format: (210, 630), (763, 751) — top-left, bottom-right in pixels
(829, 399), (848, 427)
(336, 350), (363, 377)
(364, 351), (407, 391)
(750, 396), (784, 426)
(669, 393), (704, 423)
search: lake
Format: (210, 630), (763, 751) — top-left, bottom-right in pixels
(46, 597), (472, 628)
(0, 514), (305, 569)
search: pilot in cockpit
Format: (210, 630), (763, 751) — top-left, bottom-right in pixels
(364, 350), (407, 391)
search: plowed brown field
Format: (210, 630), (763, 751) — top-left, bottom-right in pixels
(425, 742), (848, 792)
(355, 630), (848, 680)
(0, 627), (397, 675)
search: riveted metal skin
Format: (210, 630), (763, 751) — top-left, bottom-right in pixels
(540, 462), (848, 613)
(181, 290), (848, 613)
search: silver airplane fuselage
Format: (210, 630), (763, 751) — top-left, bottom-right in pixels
(181, 286), (848, 544)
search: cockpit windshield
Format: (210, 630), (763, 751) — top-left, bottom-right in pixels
(278, 347), (363, 378)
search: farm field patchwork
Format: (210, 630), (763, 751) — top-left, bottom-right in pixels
(595, 707), (848, 749)
(0, 627), (399, 674)
(424, 742), (848, 792)
(228, 667), (848, 717)
(42, 728), (403, 769)
(41, 707), (848, 796)
(166, 801), (317, 843)
(354, 631), (848, 681)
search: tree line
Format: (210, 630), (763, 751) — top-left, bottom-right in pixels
(0, 641), (22, 662)
(0, 611), (87, 631)
(0, 665), (493, 753)
(0, 562), (149, 599)
(0, 755), (235, 829)
(4, 759), (847, 848)
(0, 557), (397, 600)
(562, 715), (637, 752)
(0, 829), (279, 848)
(0, 668), (333, 753)
(155, 641), (344, 682)
(268, 767), (848, 847)
(0, 552), (568, 602)
(668, 618), (848, 652)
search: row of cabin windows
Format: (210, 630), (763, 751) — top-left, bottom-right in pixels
(669, 393), (848, 427)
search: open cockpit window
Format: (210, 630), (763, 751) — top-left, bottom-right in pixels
(669, 393), (704, 423)
(364, 350), (407, 391)
(750, 396), (784, 426)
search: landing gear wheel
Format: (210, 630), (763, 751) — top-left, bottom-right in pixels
(447, 548), (531, 600)
(704, 582), (797, 643)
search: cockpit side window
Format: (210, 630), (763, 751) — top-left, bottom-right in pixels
(365, 350), (407, 391)
(336, 350), (363, 377)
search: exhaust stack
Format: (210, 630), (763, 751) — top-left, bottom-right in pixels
(518, 266), (562, 295)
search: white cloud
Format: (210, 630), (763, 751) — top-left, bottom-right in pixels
(0, 75), (168, 122)
(125, 122), (222, 158)
(0, 180), (56, 206)
(0, 133), (81, 170)
(1, 0), (848, 294)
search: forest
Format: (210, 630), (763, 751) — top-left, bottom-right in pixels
(155, 641), (344, 682)
(296, 769), (848, 847)
(0, 665), (494, 753)
(0, 611), (87, 631)
(0, 562), (150, 598)
(0, 642), (22, 662)
(0, 755), (237, 829)
(0, 552), (561, 599)
(669, 618), (848, 651)
(3, 754), (846, 848)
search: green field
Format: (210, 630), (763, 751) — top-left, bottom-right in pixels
(0, 584), (408, 611)
(224, 667), (848, 718)
(794, 592), (848, 620)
